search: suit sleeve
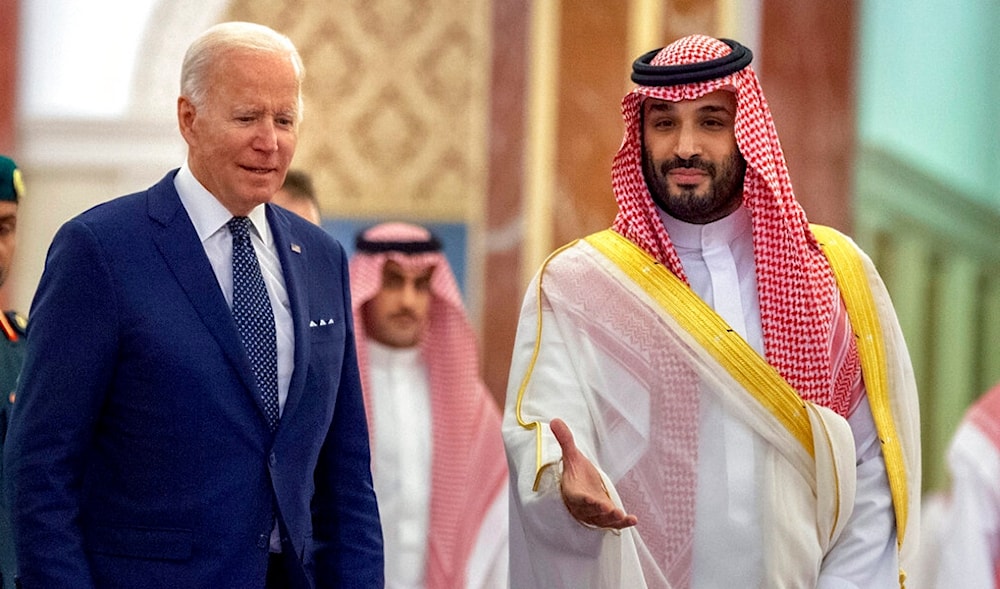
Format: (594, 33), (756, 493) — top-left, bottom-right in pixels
(310, 245), (384, 587)
(4, 220), (118, 588)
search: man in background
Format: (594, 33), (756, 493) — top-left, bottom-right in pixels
(4, 22), (382, 588)
(350, 222), (508, 589)
(0, 155), (26, 589)
(273, 168), (321, 225)
(926, 381), (1000, 588)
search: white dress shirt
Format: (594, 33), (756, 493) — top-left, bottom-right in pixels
(174, 164), (294, 413)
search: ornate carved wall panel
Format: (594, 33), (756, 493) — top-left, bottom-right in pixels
(226, 0), (491, 224)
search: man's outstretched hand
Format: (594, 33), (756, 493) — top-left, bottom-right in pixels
(550, 418), (638, 529)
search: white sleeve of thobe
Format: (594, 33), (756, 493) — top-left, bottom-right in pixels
(504, 300), (616, 557)
(817, 399), (898, 588)
(503, 286), (648, 589)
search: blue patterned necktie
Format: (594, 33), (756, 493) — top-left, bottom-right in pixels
(228, 216), (280, 432)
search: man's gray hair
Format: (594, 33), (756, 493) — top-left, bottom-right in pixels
(180, 21), (305, 120)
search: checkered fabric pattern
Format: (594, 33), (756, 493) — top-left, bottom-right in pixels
(611, 34), (856, 415)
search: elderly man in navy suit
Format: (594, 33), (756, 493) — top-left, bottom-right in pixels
(3, 22), (383, 588)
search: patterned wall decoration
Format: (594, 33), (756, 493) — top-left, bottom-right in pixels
(225, 0), (491, 225)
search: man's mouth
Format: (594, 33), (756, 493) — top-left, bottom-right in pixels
(241, 165), (276, 174)
(668, 169), (708, 185)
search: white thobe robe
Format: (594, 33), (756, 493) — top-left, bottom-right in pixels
(660, 208), (898, 588)
(368, 342), (509, 589)
(504, 209), (919, 588)
(930, 421), (1000, 588)
(369, 343), (432, 589)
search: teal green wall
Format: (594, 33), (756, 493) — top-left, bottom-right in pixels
(856, 0), (1000, 491)
(858, 0), (1000, 208)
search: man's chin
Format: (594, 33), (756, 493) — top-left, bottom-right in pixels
(668, 184), (710, 199)
(385, 336), (420, 349)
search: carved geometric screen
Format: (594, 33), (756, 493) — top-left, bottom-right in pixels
(226, 0), (491, 224)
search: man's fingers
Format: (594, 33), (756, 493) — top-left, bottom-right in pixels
(550, 418), (577, 458)
(552, 417), (640, 530)
(565, 499), (639, 530)
(582, 508), (639, 530)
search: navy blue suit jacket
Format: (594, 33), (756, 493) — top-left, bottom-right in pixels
(4, 171), (383, 588)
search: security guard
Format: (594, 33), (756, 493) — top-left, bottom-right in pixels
(0, 155), (26, 589)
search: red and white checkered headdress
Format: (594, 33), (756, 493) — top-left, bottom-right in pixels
(613, 35), (854, 413)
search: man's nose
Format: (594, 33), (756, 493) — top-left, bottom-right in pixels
(252, 121), (279, 153)
(399, 281), (418, 307)
(673, 124), (703, 160)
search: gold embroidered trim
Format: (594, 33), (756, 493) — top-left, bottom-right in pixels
(811, 224), (909, 552)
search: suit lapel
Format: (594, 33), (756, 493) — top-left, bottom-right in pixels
(147, 175), (262, 407)
(268, 205), (310, 426)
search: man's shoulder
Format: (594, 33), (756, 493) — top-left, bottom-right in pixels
(810, 223), (880, 280)
(811, 224), (863, 254)
(270, 205), (347, 257)
(73, 171), (177, 226)
(544, 229), (658, 275)
(545, 236), (602, 266)
(529, 236), (616, 293)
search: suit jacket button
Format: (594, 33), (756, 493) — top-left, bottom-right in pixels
(258, 533), (269, 549)
(269, 452), (277, 468)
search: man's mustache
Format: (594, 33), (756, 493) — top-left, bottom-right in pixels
(661, 157), (715, 175)
(389, 310), (419, 321)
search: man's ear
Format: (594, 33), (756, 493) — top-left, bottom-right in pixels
(177, 97), (197, 144)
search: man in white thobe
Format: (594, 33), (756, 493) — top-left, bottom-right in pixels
(350, 222), (509, 589)
(503, 34), (920, 589)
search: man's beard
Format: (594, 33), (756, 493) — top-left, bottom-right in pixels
(643, 149), (747, 224)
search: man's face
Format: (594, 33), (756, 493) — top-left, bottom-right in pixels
(363, 260), (434, 348)
(178, 49), (300, 217)
(641, 90), (747, 224)
(0, 202), (16, 288)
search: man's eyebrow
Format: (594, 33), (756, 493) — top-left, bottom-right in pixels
(645, 102), (732, 114)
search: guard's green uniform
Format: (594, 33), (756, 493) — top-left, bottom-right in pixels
(0, 310), (25, 589)
(0, 155), (26, 589)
